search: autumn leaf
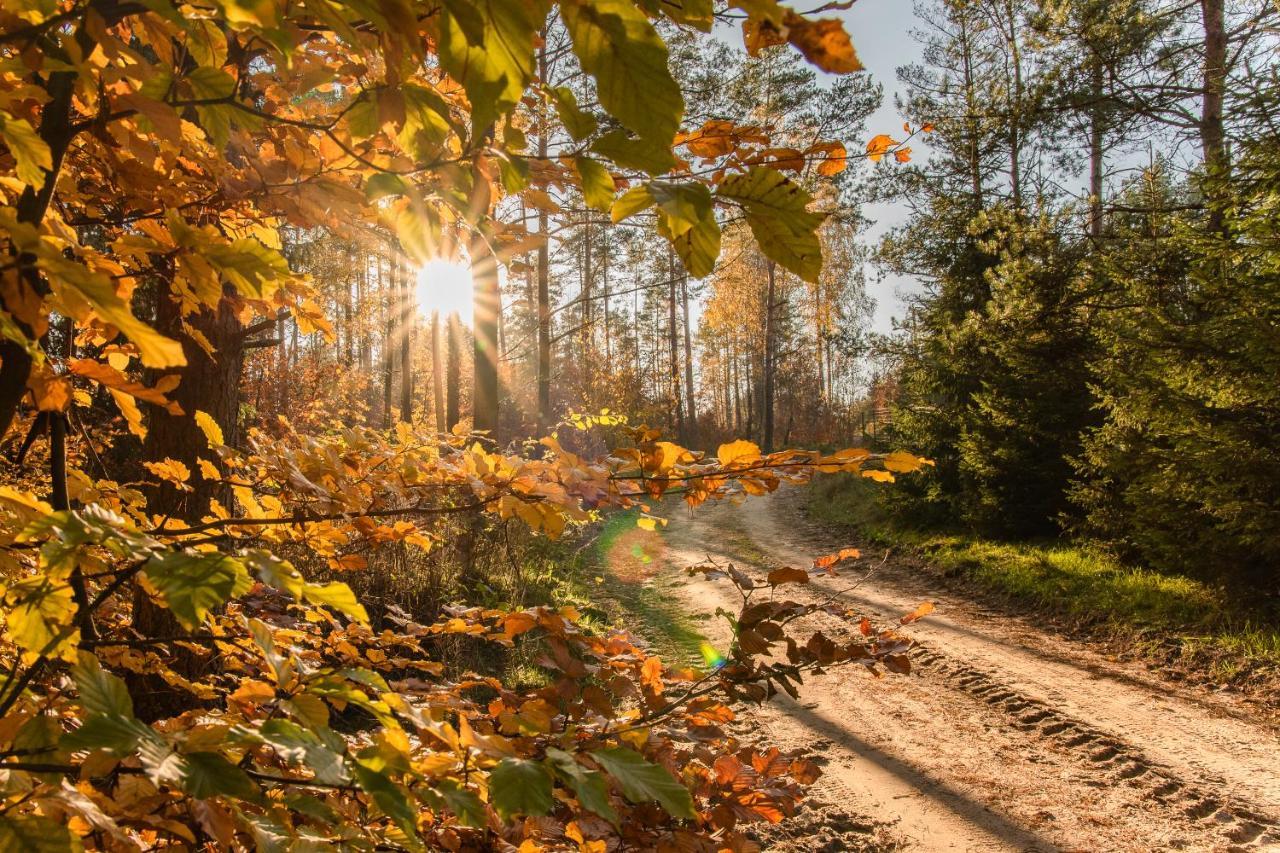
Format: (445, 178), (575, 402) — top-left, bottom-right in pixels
(783, 13), (864, 74)
(866, 134), (898, 163)
(900, 601), (936, 625)
(717, 439), (762, 466)
(766, 567), (810, 586)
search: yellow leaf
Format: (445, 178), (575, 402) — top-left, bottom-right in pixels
(197, 458), (220, 481)
(636, 514), (667, 531)
(108, 388), (147, 439)
(144, 458), (191, 486)
(6, 575), (79, 662)
(194, 410), (224, 447)
(883, 451), (931, 473)
(717, 439), (761, 467)
(862, 469), (894, 483)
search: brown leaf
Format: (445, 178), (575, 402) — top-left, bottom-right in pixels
(766, 567), (809, 587)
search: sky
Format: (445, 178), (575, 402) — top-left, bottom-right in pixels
(835, 0), (927, 335)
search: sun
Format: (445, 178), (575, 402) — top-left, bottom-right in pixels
(415, 258), (473, 326)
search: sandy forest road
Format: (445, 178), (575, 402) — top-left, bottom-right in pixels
(617, 487), (1280, 851)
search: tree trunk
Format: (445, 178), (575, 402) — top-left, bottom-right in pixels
(381, 253), (393, 427)
(1199, 0), (1227, 231)
(667, 249), (684, 440)
(133, 283), (244, 718)
(431, 310), (445, 433)
(680, 273), (696, 444)
(1089, 61), (1105, 241)
(762, 261), (777, 453)
(446, 312), (461, 431)
(471, 234), (500, 438)
(535, 46), (553, 432)
(398, 250), (413, 423)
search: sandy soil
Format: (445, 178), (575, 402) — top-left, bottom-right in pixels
(610, 487), (1280, 852)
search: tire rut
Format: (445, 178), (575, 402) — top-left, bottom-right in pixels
(908, 643), (1280, 849)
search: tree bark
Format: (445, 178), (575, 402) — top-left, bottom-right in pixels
(431, 310), (445, 433)
(1199, 0), (1227, 231)
(680, 273), (696, 444)
(762, 261), (777, 452)
(666, 249), (684, 440)
(471, 234), (500, 438)
(397, 250), (413, 423)
(446, 312), (461, 431)
(535, 45), (552, 432)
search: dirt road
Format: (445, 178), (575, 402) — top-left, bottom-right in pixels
(607, 487), (1280, 852)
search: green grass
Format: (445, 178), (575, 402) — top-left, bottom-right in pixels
(807, 473), (1280, 672)
(578, 508), (708, 667)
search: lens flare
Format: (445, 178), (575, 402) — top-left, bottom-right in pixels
(699, 642), (726, 670)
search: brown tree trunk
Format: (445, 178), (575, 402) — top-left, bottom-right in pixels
(381, 253), (393, 427)
(471, 235), (500, 438)
(762, 261), (777, 453)
(431, 310), (445, 433)
(446, 312), (461, 431)
(680, 273), (696, 444)
(1089, 61), (1105, 241)
(667, 249), (684, 440)
(133, 283), (245, 718)
(536, 45), (552, 432)
(1200, 0), (1227, 232)
(398, 250), (413, 423)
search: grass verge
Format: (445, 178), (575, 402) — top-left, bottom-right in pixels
(518, 507), (708, 669)
(807, 473), (1280, 685)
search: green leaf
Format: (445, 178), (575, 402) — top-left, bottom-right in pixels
(671, 212), (721, 278)
(489, 758), (553, 819)
(611, 185), (655, 224)
(0, 814), (82, 853)
(259, 719), (349, 785)
(60, 713), (150, 755)
(142, 551), (252, 630)
(574, 157), (616, 212)
(649, 182), (711, 238)
(592, 129), (678, 176)
(716, 166), (825, 282)
(353, 764), (419, 840)
(181, 751), (259, 800)
(0, 111), (52, 188)
(71, 652), (133, 717)
(561, 0), (683, 143)
(546, 747), (618, 825)
(435, 780), (487, 828)
(14, 715), (67, 782)
(365, 172), (411, 202)
(550, 86), (598, 141)
(590, 746), (696, 819)
(434, 0), (536, 133)
(302, 581), (368, 624)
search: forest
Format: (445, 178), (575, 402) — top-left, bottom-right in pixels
(0, 0), (1276, 849)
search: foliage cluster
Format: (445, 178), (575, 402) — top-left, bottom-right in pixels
(874, 0), (1280, 591)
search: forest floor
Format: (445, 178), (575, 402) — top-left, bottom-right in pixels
(593, 487), (1280, 852)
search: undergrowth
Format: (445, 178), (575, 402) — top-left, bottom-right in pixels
(807, 473), (1280, 680)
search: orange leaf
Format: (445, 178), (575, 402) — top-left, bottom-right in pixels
(865, 134), (897, 163)
(784, 13), (863, 73)
(900, 601), (935, 624)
